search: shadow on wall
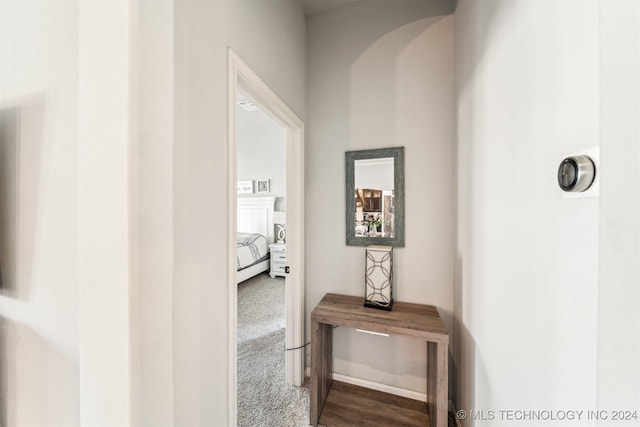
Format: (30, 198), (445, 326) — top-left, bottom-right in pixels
(453, 1), (505, 423)
(452, 314), (476, 426)
(0, 101), (45, 301)
(454, 0), (515, 97)
(338, 13), (457, 395)
(453, 252), (479, 426)
(0, 317), (78, 426)
(0, 98), (78, 424)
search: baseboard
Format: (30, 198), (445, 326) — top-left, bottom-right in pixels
(304, 367), (427, 402)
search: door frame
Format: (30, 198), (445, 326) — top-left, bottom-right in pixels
(227, 48), (305, 423)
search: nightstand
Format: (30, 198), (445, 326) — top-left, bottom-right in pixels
(269, 242), (286, 278)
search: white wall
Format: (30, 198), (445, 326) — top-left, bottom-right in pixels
(0, 2), (165, 424)
(306, 1), (455, 395)
(78, 1), (133, 424)
(1, 1), (302, 424)
(237, 106), (286, 199)
(455, 0), (639, 425)
(173, 1), (305, 424)
(131, 1), (175, 425)
(0, 2), (80, 425)
(597, 0), (640, 420)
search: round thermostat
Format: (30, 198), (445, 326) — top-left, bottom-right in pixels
(557, 155), (595, 192)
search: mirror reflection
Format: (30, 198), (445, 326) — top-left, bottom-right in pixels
(345, 146), (404, 247)
(354, 158), (395, 238)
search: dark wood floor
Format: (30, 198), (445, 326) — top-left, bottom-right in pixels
(319, 381), (430, 427)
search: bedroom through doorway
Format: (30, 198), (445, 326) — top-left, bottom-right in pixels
(228, 49), (306, 426)
(236, 93), (304, 425)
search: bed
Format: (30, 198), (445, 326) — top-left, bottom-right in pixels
(237, 196), (275, 283)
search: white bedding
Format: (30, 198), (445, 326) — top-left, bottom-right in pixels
(237, 232), (269, 271)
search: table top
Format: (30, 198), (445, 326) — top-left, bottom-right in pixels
(311, 293), (449, 344)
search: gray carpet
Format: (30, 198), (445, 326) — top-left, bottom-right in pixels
(237, 273), (310, 427)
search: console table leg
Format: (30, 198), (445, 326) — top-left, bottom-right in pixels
(427, 341), (448, 427)
(310, 320), (321, 426)
(321, 322), (333, 406)
(310, 320), (333, 426)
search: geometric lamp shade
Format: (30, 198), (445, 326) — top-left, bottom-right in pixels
(273, 211), (286, 243)
(364, 245), (393, 311)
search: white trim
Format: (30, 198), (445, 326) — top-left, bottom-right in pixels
(228, 48), (305, 425)
(303, 367), (427, 403)
(227, 49), (239, 427)
(284, 123), (305, 387)
(331, 374), (427, 403)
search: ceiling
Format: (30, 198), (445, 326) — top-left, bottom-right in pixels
(299, 0), (359, 15)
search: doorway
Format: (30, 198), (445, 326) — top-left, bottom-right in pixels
(227, 49), (305, 424)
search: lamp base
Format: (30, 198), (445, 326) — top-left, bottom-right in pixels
(364, 298), (393, 311)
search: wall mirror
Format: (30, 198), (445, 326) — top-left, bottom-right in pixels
(345, 147), (404, 247)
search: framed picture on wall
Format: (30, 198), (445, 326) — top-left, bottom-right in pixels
(237, 180), (253, 194)
(256, 179), (270, 193)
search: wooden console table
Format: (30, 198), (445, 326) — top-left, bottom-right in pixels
(310, 293), (449, 427)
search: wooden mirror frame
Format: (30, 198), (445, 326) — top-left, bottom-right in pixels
(345, 147), (405, 247)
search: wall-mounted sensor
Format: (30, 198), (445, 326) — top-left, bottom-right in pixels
(558, 155), (596, 192)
